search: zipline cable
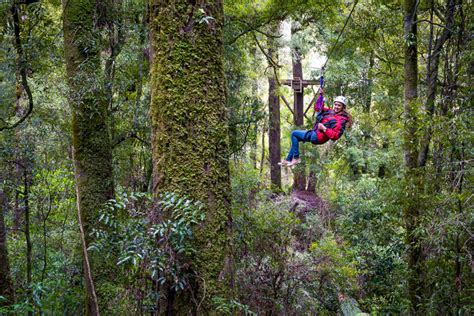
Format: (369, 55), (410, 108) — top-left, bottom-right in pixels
(321, 0), (360, 72)
(315, 0), (359, 112)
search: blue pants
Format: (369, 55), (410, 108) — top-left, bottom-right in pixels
(285, 130), (317, 161)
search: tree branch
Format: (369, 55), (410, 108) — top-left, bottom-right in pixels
(252, 32), (281, 70)
(0, 5), (34, 132)
(225, 14), (286, 45)
(112, 130), (150, 147)
(414, 19), (455, 33)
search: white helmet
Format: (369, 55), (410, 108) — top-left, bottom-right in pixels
(334, 96), (348, 106)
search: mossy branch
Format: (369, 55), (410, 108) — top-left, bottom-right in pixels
(0, 4), (34, 132)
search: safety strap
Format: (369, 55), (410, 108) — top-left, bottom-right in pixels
(315, 68), (325, 112)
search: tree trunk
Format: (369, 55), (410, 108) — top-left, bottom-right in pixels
(0, 185), (14, 306)
(149, 0), (232, 313)
(418, 0), (455, 167)
(291, 23), (306, 191)
(403, 0), (424, 313)
(63, 0), (114, 313)
(403, 0), (419, 169)
(249, 47), (258, 169)
(364, 52), (374, 113)
(267, 24), (282, 191)
(23, 166), (32, 316)
(378, 140), (389, 178)
(259, 125), (266, 176)
(306, 170), (317, 192)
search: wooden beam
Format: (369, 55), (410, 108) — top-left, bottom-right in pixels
(301, 80), (319, 86)
(304, 94), (318, 116)
(280, 95), (294, 116)
(281, 79), (319, 87)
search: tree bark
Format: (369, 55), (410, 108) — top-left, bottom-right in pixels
(259, 125), (266, 176)
(403, 0), (419, 169)
(103, 0), (125, 141)
(149, 0), (232, 312)
(418, 0), (455, 167)
(267, 23), (282, 191)
(23, 166), (32, 316)
(63, 0), (114, 313)
(249, 47), (258, 169)
(364, 52), (374, 113)
(403, 0), (424, 313)
(306, 170), (317, 192)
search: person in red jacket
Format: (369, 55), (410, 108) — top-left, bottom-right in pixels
(279, 96), (351, 167)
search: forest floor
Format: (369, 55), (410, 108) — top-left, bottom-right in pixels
(291, 190), (333, 221)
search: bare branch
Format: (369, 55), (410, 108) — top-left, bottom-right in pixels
(225, 14), (286, 45)
(113, 130), (150, 147)
(414, 19), (455, 33)
(252, 32), (281, 70)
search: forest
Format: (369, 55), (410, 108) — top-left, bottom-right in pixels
(0, 0), (472, 315)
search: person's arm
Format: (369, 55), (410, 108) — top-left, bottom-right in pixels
(321, 118), (347, 140)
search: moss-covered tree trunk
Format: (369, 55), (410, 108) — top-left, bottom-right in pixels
(149, 0), (231, 313)
(63, 0), (114, 314)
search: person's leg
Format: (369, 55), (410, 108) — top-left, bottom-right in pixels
(308, 130), (318, 143)
(285, 130), (307, 161)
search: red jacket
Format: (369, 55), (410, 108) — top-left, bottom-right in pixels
(312, 106), (349, 144)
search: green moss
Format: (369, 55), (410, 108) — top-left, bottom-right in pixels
(149, 0), (231, 312)
(64, 0), (114, 313)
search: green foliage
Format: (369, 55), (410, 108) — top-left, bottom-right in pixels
(309, 234), (360, 293)
(1, 0), (472, 314)
(3, 163), (82, 314)
(212, 296), (257, 315)
(88, 191), (205, 312)
(0, 3), (16, 127)
(230, 162), (365, 314)
(333, 175), (408, 313)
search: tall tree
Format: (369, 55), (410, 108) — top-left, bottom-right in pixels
(10, 4), (34, 312)
(417, 0), (455, 167)
(403, 0), (459, 312)
(149, 0), (232, 313)
(267, 24), (282, 191)
(249, 47), (259, 169)
(403, 0), (423, 312)
(63, 0), (114, 313)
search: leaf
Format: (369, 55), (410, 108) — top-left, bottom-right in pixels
(117, 256), (131, 265)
